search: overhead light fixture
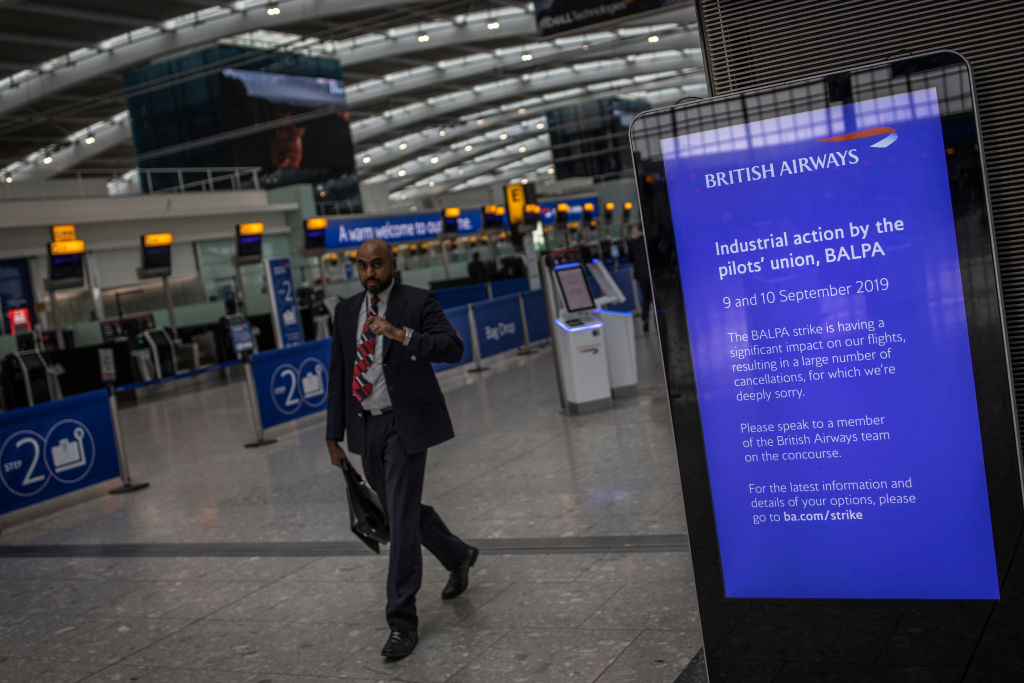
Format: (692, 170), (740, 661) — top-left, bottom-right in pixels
(362, 155), (372, 164)
(42, 156), (53, 165)
(486, 20), (500, 30)
(582, 43), (590, 51)
(266, 4), (281, 16)
(499, 132), (509, 141)
(547, 167), (556, 174)
(401, 193), (408, 199)
(521, 178), (529, 184)
(428, 180), (436, 187)
(398, 141), (408, 150)
(438, 129), (446, 137)
(463, 144), (473, 152)
(4, 176), (12, 184)
(417, 33), (430, 43)
(84, 136), (96, 145)
(536, 122), (545, 130)
(521, 53), (533, 62)
(517, 107), (527, 114)
(648, 35), (660, 43)
(517, 145), (527, 153)
(457, 168), (465, 175)
(430, 156), (440, 164)
(397, 169), (407, 177)
(476, 118), (486, 126)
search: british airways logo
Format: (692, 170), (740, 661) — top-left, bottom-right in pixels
(703, 126), (899, 190)
(819, 126), (898, 149)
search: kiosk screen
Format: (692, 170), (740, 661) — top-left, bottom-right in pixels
(554, 265), (595, 312)
(229, 320), (254, 354)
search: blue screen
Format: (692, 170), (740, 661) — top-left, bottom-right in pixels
(661, 88), (999, 599)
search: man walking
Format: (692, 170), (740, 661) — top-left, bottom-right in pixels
(326, 238), (478, 660)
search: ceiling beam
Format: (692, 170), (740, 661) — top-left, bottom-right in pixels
(3, 3), (154, 28)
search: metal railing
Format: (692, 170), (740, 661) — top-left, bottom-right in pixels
(0, 166), (263, 202)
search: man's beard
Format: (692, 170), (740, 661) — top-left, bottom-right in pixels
(363, 275), (392, 293)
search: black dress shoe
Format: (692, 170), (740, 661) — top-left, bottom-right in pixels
(442, 545), (478, 600)
(381, 630), (418, 659)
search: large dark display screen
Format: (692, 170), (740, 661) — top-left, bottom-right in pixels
(221, 68), (359, 209)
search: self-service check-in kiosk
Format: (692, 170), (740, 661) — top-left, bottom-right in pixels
(3, 348), (63, 407)
(586, 259), (638, 397)
(548, 257), (613, 414)
(140, 327), (178, 380)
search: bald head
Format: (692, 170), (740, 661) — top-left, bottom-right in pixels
(355, 238), (397, 294)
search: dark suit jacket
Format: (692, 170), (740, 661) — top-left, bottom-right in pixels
(325, 282), (464, 455)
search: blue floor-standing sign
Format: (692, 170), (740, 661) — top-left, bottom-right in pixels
(265, 257), (305, 349)
(0, 390), (121, 515)
(250, 338), (331, 429)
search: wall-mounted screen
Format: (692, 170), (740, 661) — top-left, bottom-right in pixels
(554, 265), (595, 312)
(49, 253), (83, 283)
(629, 52), (1020, 605)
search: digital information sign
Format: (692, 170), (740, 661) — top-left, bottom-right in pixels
(659, 87), (999, 600)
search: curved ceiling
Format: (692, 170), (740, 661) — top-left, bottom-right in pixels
(0, 0), (705, 201)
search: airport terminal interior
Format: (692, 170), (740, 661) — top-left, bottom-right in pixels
(0, 1), (707, 681)
(5, 1), (1024, 681)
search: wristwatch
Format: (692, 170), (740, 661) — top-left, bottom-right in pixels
(402, 326), (414, 346)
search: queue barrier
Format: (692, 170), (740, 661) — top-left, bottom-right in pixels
(435, 283), (488, 309)
(489, 277), (529, 299)
(520, 289), (550, 343)
(432, 305), (473, 373)
(0, 389), (121, 516)
(472, 294), (525, 358)
(249, 338), (331, 430)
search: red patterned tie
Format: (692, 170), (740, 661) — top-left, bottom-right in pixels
(352, 295), (380, 402)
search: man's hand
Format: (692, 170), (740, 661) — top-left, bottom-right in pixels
(327, 440), (348, 468)
(367, 315), (405, 343)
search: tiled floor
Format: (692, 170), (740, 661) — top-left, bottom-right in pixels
(0, 328), (703, 682)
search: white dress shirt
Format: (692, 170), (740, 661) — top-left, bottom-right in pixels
(356, 281), (394, 412)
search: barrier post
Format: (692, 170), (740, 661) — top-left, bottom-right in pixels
(517, 292), (536, 356)
(107, 383), (150, 494)
(242, 354), (277, 447)
(466, 303), (489, 373)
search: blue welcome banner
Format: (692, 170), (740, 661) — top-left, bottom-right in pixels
(251, 338), (331, 429)
(539, 196), (599, 224)
(0, 390), (120, 515)
(327, 210), (482, 249)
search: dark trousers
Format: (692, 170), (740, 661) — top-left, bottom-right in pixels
(637, 278), (653, 321)
(360, 412), (470, 632)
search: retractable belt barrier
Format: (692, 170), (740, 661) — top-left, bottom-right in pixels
(1, 390), (122, 516)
